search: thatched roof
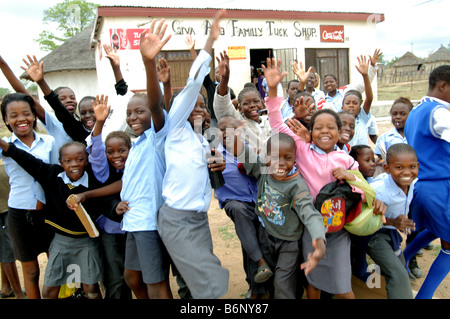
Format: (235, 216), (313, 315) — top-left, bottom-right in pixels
(21, 23), (95, 80)
(426, 45), (450, 63)
(392, 51), (424, 67)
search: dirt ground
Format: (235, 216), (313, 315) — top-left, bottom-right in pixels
(2, 120), (449, 300)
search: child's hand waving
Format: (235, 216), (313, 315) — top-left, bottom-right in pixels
(21, 55), (44, 83)
(139, 19), (171, 62)
(92, 94), (110, 123)
(355, 55), (370, 76)
(262, 58), (288, 97)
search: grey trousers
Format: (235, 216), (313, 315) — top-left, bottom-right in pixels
(157, 203), (229, 299)
(367, 231), (413, 299)
(223, 200), (266, 295)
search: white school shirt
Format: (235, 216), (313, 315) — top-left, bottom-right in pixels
(370, 173), (416, 231)
(1, 132), (56, 209)
(162, 50), (213, 213)
(120, 113), (168, 232)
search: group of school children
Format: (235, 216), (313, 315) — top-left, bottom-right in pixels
(0, 10), (449, 300)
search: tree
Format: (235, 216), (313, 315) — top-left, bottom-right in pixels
(34, 0), (98, 51)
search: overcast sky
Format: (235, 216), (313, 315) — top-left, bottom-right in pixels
(1, 0), (448, 89)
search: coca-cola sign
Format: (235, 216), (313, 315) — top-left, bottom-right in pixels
(320, 25), (344, 43)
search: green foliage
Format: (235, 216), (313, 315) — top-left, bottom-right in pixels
(34, 0), (99, 51)
(0, 87), (11, 98)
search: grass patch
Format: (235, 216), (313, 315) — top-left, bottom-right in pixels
(218, 224), (237, 248)
(377, 80), (428, 101)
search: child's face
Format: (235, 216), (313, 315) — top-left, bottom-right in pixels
(306, 72), (317, 89)
(59, 145), (88, 182)
(311, 113), (339, 153)
(286, 82), (299, 100)
(4, 101), (36, 138)
(218, 117), (239, 150)
(338, 113), (355, 145)
(239, 91), (263, 122)
(188, 94), (207, 128)
(384, 152), (419, 193)
(342, 95), (361, 115)
(267, 140), (296, 181)
(294, 98), (315, 124)
(57, 88), (77, 115)
(105, 137), (129, 171)
(356, 148), (376, 179)
(126, 97), (152, 136)
(323, 76), (337, 93)
(79, 101), (96, 131)
(390, 103), (410, 131)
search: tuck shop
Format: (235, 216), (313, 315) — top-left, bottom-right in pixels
(91, 6), (385, 96)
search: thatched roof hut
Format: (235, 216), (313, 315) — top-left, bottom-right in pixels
(21, 23), (95, 80)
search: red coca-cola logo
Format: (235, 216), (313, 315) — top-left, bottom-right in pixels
(320, 25), (344, 42)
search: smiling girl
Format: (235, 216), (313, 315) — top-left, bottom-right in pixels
(374, 97), (413, 160)
(0, 139), (104, 299)
(263, 57), (386, 299)
(1, 93), (57, 298)
(214, 51), (271, 151)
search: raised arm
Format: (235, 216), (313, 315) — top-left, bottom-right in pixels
(88, 95), (111, 183)
(103, 43), (128, 96)
(168, 9), (226, 129)
(292, 61), (312, 92)
(22, 55), (89, 142)
(157, 58), (172, 112)
(139, 19), (171, 133)
(355, 55), (373, 115)
(0, 55), (46, 122)
(0, 140), (59, 185)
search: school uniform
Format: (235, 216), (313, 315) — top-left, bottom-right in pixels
(0, 164), (15, 264)
(348, 109), (372, 147)
(157, 49), (229, 299)
(215, 145), (265, 295)
(44, 90), (90, 143)
(266, 95), (364, 295)
(1, 143), (103, 286)
(87, 132), (131, 299)
(120, 112), (170, 285)
(374, 127), (407, 157)
(239, 145), (326, 298)
(405, 96), (450, 242)
(367, 173), (414, 299)
(1, 132), (57, 262)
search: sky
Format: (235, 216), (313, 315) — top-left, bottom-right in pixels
(1, 0), (449, 89)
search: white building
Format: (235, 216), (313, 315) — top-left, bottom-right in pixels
(91, 6), (384, 98)
(30, 5), (385, 111)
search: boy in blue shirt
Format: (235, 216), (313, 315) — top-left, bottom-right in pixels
(367, 143), (418, 299)
(403, 65), (450, 299)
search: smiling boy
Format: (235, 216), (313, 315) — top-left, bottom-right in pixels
(367, 143), (419, 299)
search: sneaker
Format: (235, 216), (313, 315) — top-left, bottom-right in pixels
(409, 257), (423, 278)
(424, 243), (434, 250)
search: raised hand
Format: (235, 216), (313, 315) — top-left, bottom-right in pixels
(216, 50), (230, 79)
(355, 55), (370, 76)
(287, 118), (311, 143)
(292, 61), (312, 84)
(157, 58), (170, 84)
(103, 43), (120, 68)
(370, 48), (382, 67)
(21, 55), (44, 83)
(185, 35), (195, 51)
(262, 57), (288, 94)
(140, 19), (171, 62)
(92, 94), (110, 123)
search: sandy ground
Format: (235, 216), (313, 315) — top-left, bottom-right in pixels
(2, 120), (449, 299)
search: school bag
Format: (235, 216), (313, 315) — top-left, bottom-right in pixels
(344, 170), (383, 236)
(314, 178), (362, 233)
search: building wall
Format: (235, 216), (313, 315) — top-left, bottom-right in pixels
(94, 15), (379, 99)
(37, 69), (98, 113)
